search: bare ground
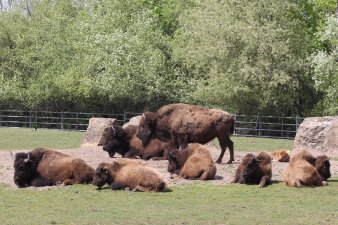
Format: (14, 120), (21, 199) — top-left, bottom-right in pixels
(1, 144), (337, 189)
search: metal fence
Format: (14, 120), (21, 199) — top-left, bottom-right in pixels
(0, 110), (303, 139)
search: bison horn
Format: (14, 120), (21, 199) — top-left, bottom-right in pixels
(24, 153), (31, 163)
(112, 126), (116, 135)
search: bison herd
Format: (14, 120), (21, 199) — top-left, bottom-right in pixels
(13, 103), (332, 191)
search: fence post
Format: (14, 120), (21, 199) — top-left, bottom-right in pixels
(0, 110), (2, 127)
(35, 110), (38, 129)
(281, 118), (284, 137)
(76, 112), (79, 130)
(29, 110), (32, 128)
(296, 115), (300, 133)
(61, 112), (64, 130)
(258, 116), (262, 137)
(124, 112), (127, 124)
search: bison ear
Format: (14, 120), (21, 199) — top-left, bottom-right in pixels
(143, 112), (156, 127)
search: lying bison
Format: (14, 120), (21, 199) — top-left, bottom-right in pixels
(167, 143), (217, 180)
(283, 150), (331, 187)
(270, 150), (290, 162)
(232, 152), (272, 188)
(14, 148), (95, 187)
(138, 103), (235, 163)
(93, 159), (167, 192)
(102, 125), (176, 160)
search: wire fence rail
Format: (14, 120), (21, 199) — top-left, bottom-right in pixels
(0, 109), (303, 139)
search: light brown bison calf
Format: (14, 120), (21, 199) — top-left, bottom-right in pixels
(270, 150), (290, 162)
(14, 148), (95, 187)
(93, 159), (167, 192)
(167, 143), (217, 180)
(232, 152), (272, 188)
(283, 150), (331, 187)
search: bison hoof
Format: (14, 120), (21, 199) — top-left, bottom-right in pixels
(322, 181), (328, 186)
(226, 160), (233, 164)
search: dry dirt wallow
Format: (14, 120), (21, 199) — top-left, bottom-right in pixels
(1, 144), (337, 188)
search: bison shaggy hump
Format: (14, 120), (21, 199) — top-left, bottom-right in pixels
(93, 159), (167, 192)
(283, 150), (331, 187)
(232, 152), (272, 188)
(13, 148), (95, 187)
(167, 143), (217, 180)
(137, 103), (235, 164)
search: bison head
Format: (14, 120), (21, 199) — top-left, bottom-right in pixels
(103, 139), (121, 158)
(315, 155), (331, 181)
(102, 125), (129, 157)
(137, 111), (156, 147)
(167, 150), (180, 174)
(93, 166), (112, 189)
(240, 154), (260, 180)
(13, 152), (37, 188)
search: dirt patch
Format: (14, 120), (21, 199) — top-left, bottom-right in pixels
(1, 144), (337, 189)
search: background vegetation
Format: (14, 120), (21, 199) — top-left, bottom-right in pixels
(0, 0), (337, 115)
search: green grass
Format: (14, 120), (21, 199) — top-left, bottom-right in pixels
(0, 181), (337, 225)
(214, 136), (294, 152)
(0, 128), (84, 150)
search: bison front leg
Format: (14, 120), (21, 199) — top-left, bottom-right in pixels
(258, 175), (270, 188)
(132, 185), (152, 192)
(216, 136), (234, 164)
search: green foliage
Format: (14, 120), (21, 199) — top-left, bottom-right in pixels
(310, 15), (338, 115)
(172, 0), (318, 115)
(0, 0), (337, 115)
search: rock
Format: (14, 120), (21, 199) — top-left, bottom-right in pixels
(81, 118), (118, 147)
(293, 116), (338, 157)
(122, 115), (142, 129)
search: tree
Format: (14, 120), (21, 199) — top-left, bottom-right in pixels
(172, 0), (316, 115)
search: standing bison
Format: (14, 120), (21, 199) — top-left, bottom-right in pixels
(283, 150), (331, 187)
(14, 148), (95, 187)
(232, 152), (272, 188)
(137, 103), (235, 163)
(102, 125), (176, 160)
(167, 143), (217, 180)
(93, 159), (167, 192)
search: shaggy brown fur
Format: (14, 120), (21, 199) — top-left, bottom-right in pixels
(14, 148), (94, 187)
(232, 152), (272, 188)
(102, 125), (176, 160)
(93, 159), (167, 192)
(283, 150), (330, 187)
(270, 150), (290, 162)
(167, 143), (217, 180)
(137, 103), (235, 163)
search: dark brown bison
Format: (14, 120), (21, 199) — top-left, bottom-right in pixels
(14, 148), (95, 187)
(93, 159), (167, 192)
(283, 150), (331, 187)
(137, 103), (235, 163)
(102, 125), (176, 160)
(270, 150), (290, 162)
(232, 152), (272, 188)
(167, 143), (217, 180)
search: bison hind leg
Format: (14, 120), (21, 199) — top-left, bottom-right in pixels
(132, 185), (151, 192)
(111, 182), (126, 190)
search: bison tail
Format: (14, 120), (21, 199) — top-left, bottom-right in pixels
(230, 119), (235, 136)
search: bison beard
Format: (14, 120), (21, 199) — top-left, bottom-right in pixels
(137, 103), (235, 163)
